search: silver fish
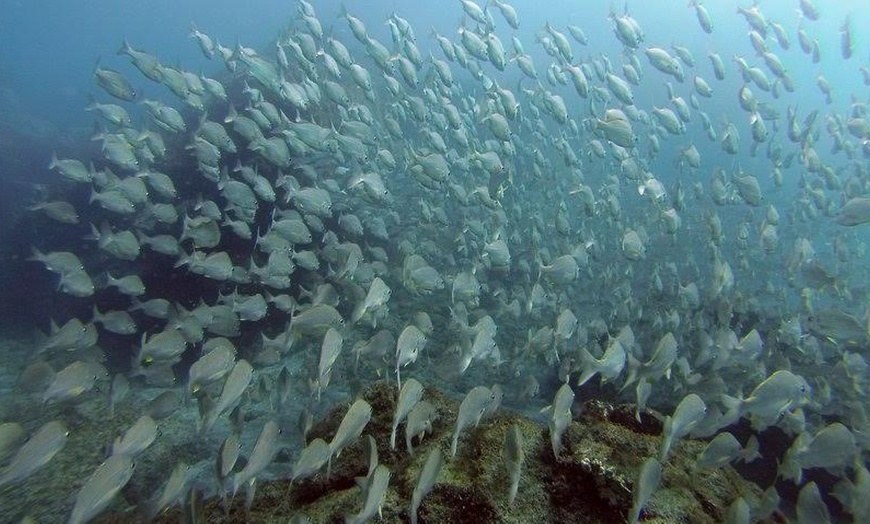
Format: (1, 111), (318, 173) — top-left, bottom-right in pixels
(345, 464), (390, 524)
(315, 327), (343, 400)
(112, 415), (157, 458)
(451, 386), (495, 457)
(351, 277), (391, 325)
(405, 401), (437, 456)
(628, 457), (662, 523)
(722, 370), (810, 428)
(329, 399), (372, 469)
(0, 420), (68, 487)
(796, 481), (831, 524)
(505, 424), (524, 505)
(395, 325), (426, 390)
(0, 422), (25, 463)
(139, 328), (188, 364)
(698, 433), (760, 470)
(49, 153), (92, 183)
(547, 383), (574, 458)
(95, 66), (137, 101)
(188, 343), (235, 394)
(92, 306), (137, 335)
(660, 393), (706, 461)
(144, 461), (190, 519)
(231, 420), (281, 495)
(29, 201), (80, 224)
(410, 448), (443, 524)
(199, 359), (253, 435)
(43, 361), (100, 405)
(391, 378), (424, 449)
(68, 454), (135, 524)
(291, 438), (330, 483)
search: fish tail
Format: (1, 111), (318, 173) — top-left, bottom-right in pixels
(719, 394), (743, 422)
(740, 435), (761, 463)
(118, 38), (132, 56)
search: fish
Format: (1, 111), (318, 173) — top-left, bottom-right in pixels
(690, 1), (713, 33)
(696, 433), (759, 469)
(345, 464), (390, 524)
(0, 420), (68, 488)
(146, 390), (182, 420)
(405, 401), (437, 455)
(596, 109), (636, 147)
(350, 329), (393, 371)
(314, 327), (343, 400)
(539, 254), (579, 285)
(43, 361), (101, 405)
(291, 438), (330, 483)
(189, 23), (215, 58)
(95, 66), (137, 101)
(92, 306), (137, 335)
(328, 399), (372, 470)
(111, 415), (157, 458)
(28, 248), (84, 275)
(546, 383), (574, 458)
(0, 423), (25, 463)
(410, 448), (443, 524)
(39, 318), (97, 354)
(628, 457), (661, 523)
(579, 338), (627, 386)
(58, 270), (96, 298)
(621, 230), (646, 260)
(68, 454), (135, 524)
(840, 17), (853, 60)
(395, 325), (426, 390)
(118, 39), (163, 82)
(721, 370), (811, 429)
(289, 304), (344, 338)
(451, 386), (496, 457)
(48, 153), (92, 183)
(835, 197), (870, 226)
(199, 359), (253, 435)
(216, 431), (241, 484)
(505, 424), (524, 505)
(391, 378), (424, 450)
(659, 393), (707, 461)
(138, 329), (188, 365)
(29, 201), (80, 224)
(352, 277), (391, 325)
(796, 482), (831, 524)
(188, 342), (236, 394)
(799, 0), (819, 20)
(780, 422), (856, 483)
(231, 420), (281, 496)
(143, 461), (190, 519)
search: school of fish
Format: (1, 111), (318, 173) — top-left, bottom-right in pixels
(4, 0), (870, 521)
